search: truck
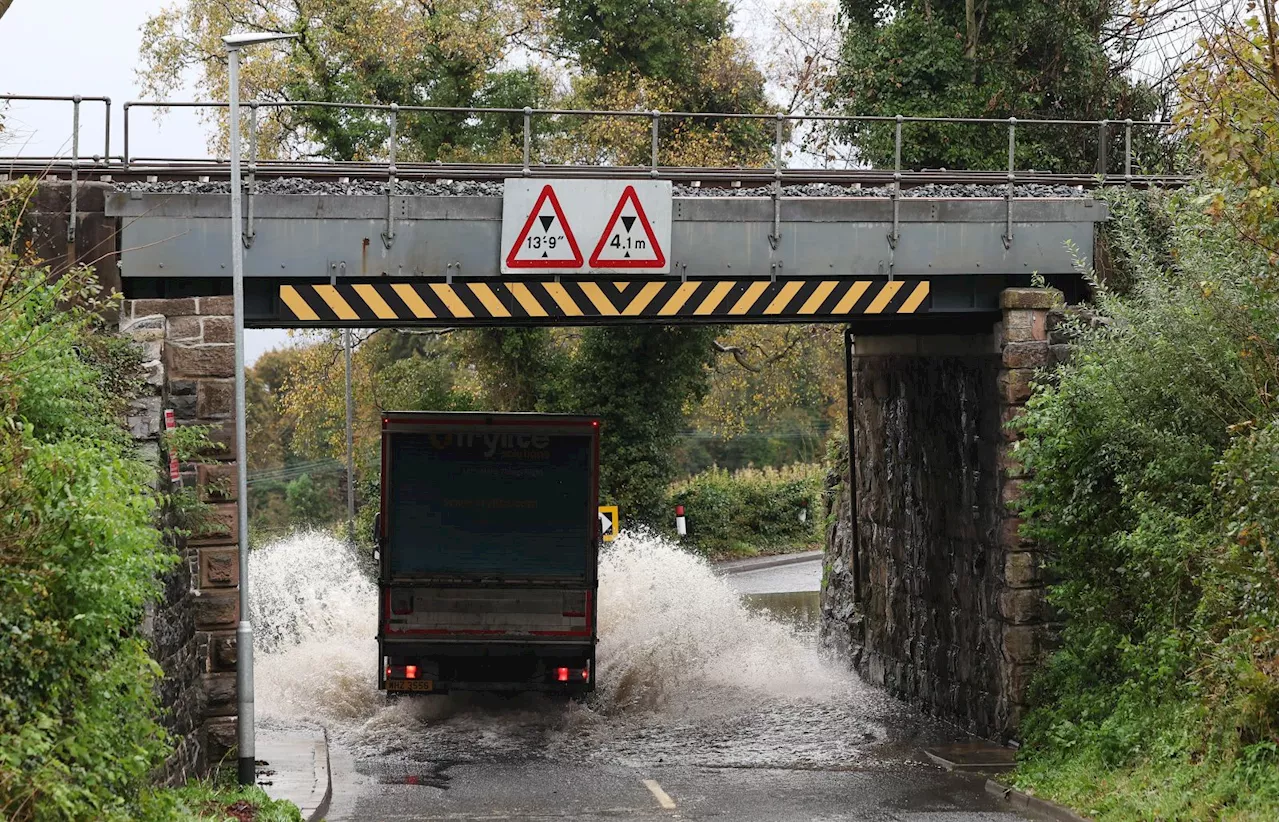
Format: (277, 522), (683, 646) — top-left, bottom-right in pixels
(373, 411), (601, 695)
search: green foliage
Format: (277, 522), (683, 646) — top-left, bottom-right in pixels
(552, 0), (730, 81)
(1175, 8), (1278, 261)
(284, 472), (334, 529)
(461, 327), (566, 411)
(0, 177), (36, 249)
(831, 0), (1160, 171)
(0, 253), (175, 818)
(1010, 185), (1278, 820)
(163, 423), (224, 463)
(668, 463), (823, 559)
(143, 769), (303, 821)
(556, 326), (717, 525)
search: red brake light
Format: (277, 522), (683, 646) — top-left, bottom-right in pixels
(556, 667), (570, 682)
(581, 668), (589, 681)
(405, 665), (418, 680)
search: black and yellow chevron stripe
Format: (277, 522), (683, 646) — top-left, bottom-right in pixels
(278, 278), (930, 326)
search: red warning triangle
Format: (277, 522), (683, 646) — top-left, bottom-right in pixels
(506, 185), (584, 269)
(589, 185), (666, 269)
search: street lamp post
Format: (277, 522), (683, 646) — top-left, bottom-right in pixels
(223, 30), (298, 787)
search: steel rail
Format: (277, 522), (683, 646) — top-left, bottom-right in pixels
(2, 159), (1191, 189)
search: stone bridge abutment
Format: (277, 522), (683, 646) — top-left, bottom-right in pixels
(121, 296), (241, 781)
(821, 288), (1062, 740)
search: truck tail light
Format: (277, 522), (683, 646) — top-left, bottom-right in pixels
(581, 668), (589, 682)
(556, 667), (570, 682)
(405, 665), (418, 680)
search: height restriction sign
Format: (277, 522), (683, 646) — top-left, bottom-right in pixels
(501, 179), (672, 274)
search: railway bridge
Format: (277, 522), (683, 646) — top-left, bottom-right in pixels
(8, 93), (1181, 769)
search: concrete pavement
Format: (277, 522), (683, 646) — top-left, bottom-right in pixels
(257, 726), (332, 822)
(713, 549), (824, 575)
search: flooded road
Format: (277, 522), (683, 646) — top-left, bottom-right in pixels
(252, 532), (1024, 821)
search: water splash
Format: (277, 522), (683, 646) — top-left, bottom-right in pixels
(250, 528), (848, 729)
(593, 530), (844, 713)
(250, 530), (381, 722)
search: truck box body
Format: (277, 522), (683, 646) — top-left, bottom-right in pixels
(377, 412), (600, 694)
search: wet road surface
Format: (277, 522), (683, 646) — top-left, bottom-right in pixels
(721, 555), (823, 596)
(313, 547), (1025, 822)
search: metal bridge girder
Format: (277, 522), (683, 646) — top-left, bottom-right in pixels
(107, 192), (1105, 327)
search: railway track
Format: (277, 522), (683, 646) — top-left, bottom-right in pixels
(4, 159), (1190, 189)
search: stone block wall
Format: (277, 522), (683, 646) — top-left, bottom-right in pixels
(991, 288), (1062, 731)
(120, 296), (241, 779)
(820, 289), (1062, 741)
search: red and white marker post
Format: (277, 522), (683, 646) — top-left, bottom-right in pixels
(164, 408), (180, 486)
(675, 504), (686, 537)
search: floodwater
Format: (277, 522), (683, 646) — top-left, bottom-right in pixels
(247, 531), (1012, 822)
(250, 530), (947, 770)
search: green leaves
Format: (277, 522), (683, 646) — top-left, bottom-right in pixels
(1, 251), (175, 818)
(830, 0), (1161, 171)
(1011, 186), (1278, 819)
(669, 463), (823, 558)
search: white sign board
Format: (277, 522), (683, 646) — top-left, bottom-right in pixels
(501, 179), (672, 274)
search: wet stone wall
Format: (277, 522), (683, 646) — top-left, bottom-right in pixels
(821, 290), (1061, 741)
(121, 296), (241, 782)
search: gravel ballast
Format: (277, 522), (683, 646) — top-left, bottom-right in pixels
(116, 178), (1088, 198)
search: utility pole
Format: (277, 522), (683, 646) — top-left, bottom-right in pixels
(344, 328), (355, 543)
(223, 29), (298, 788)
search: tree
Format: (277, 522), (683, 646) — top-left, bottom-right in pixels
(546, 0), (775, 167)
(552, 0), (731, 81)
(284, 472), (332, 527)
(557, 325), (717, 524)
(138, 0), (547, 159)
(458, 328), (567, 411)
(697, 324), (845, 438)
(1175, 0), (1278, 261)
(277, 329), (476, 474)
(830, 0), (1161, 171)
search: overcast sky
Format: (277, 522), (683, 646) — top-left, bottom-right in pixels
(0, 0), (294, 363)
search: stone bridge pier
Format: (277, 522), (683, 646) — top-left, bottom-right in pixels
(821, 288), (1063, 741)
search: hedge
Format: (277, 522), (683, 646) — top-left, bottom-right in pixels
(666, 463), (823, 558)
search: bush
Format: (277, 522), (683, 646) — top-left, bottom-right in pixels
(667, 463), (823, 558)
(0, 237), (176, 819)
(1010, 185), (1278, 820)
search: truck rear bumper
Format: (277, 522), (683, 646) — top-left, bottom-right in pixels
(379, 639), (595, 693)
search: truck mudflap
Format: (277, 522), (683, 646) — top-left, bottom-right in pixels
(380, 640), (595, 694)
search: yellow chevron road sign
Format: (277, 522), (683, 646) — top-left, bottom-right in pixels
(277, 278), (930, 326)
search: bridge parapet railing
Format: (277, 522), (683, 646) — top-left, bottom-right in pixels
(0, 94), (114, 243)
(1, 93), (1182, 185)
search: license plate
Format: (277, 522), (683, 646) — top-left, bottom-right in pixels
(387, 679), (434, 692)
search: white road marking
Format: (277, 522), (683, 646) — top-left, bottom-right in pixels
(642, 778), (677, 810)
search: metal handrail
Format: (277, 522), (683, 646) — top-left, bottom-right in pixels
(109, 97), (1175, 173)
(1, 94), (116, 242)
(4, 91), (1178, 179)
(2, 89), (1188, 230)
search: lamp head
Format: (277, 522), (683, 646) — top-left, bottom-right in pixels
(222, 32), (299, 49)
